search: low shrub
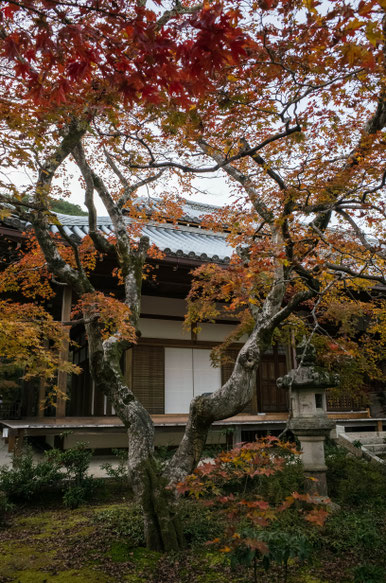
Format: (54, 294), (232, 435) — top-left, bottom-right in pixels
(100, 448), (130, 491)
(62, 481), (94, 509)
(230, 528), (312, 583)
(93, 499), (225, 549)
(0, 489), (12, 526)
(47, 441), (96, 508)
(0, 445), (62, 502)
(255, 457), (304, 504)
(320, 509), (383, 556)
(0, 441), (96, 508)
(353, 564), (386, 583)
(326, 445), (386, 508)
(178, 437), (329, 583)
(178, 499), (225, 545)
(94, 504), (145, 547)
(47, 441), (92, 485)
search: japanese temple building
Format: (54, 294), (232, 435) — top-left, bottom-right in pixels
(0, 200), (379, 452)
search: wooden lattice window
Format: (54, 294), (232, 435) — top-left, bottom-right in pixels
(132, 345), (165, 414)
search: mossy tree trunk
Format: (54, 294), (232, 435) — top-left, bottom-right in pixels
(133, 457), (184, 551)
(85, 310), (185, 552)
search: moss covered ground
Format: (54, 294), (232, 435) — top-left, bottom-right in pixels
(1, 498), (385, 583)
(1, 444), (385, 583)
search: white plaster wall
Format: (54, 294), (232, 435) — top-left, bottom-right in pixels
(193, 349), (221, 397)
(139, 318), (247, 342)
(155, 428), (226, 447)
(46, 429), (226, 449)
(63, 432), (128, 449)
(45, 435), (55, 449)
(141, 296), (240, 322)
(138, 318), (190, 340)
(197, 322), (240, 342)
(141, 295), (187, 317)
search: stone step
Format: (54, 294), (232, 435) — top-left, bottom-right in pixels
(337, 430), (386, 465)
(359, 439), (386, 447)
(361, 438), (386, 445)
(362, 444), (386, 454)
(345, 432), (386, 445)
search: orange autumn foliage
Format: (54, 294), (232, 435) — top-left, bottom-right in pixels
(177, 437), (330, 559)
(73, 292), (136, 344)
(0, 299), (79, 381)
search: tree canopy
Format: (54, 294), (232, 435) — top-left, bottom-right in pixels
(50, 198), (87, 216)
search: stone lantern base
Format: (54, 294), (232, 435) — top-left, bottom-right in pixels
(288, 419), (334, 497)
(297, 435), (329, 496)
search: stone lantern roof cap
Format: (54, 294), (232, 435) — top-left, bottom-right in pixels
(277, 338), (339, 391)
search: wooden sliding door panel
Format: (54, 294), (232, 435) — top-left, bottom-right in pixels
(193, 349), (221, 397)
(257, 351), (288, 412)
(132, 345), (165, 414)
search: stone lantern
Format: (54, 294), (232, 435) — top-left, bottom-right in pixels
(277, 339), (338, 496)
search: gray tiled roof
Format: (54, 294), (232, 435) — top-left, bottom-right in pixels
(53, 213), (232, 263)
(133, 197), (222, 224)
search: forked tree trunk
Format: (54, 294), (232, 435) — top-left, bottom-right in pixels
(34, 185), (314, 552)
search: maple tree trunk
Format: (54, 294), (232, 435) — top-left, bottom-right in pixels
(130, 455), (184, 551)
(165, 267), (289, 484)
(85, 316), (184, 551)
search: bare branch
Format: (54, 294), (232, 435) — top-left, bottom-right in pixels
(103, 147), (129, 190)
(270, 288), (316, 330)
(102, 147), (165, 209)
(240, 137), (287, 191)
(156, 2), (203, 31)
(76, 153), (150, 319)
(30, 120), (94, 295)
(197, 139), (274, 224)
(326, 262), (386, 286)
(117, 171), (164, 209)
(72, 142), (116, 256)
(0, 193), (45, 213)
(336, 209), (385, 260)
(361, 168), (386, 202)
(129, 125), (301, 173)
(55, 221), (85, 275)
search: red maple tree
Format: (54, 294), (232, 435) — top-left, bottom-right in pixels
(0, 0), (385, 552)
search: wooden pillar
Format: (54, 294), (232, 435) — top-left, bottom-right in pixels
(37, 378), (46, 418)
(15, 429), (25, 455)
(56, 286), (72, 417)
(37, 338), (49, 417)
(7, 429), (16, 453)
(7, 428), (24, 454)
(251, 369), (258, 414)
(233, 425), (242, 447)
